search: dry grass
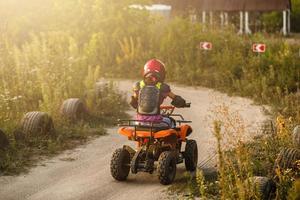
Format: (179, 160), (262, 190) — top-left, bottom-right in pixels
(169, 104), (299, 199)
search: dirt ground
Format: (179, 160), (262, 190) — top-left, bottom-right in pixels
(0, 80), (267, 200)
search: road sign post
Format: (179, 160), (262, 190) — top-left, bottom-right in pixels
(252, 43), (266, 53)
(252, 43), (266, 78)
(199, 42), (212, 50)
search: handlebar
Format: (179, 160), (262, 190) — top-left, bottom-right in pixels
(185, 103), (191, 108)
(160, 103), (191, 110)
(160, 103), (191, 116)
(160, 105), (175, 110)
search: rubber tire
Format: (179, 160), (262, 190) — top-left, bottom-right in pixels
(274, 148), (300, 172)
(110, 148), (131, 181)
(0, 129), (9, 150)
(157, 151), (177, 185)
(293, 125), (300, 149)
(20, 111), (54, 137)
(60, 98), (87, 120)
(250, 176), (276, 200)
(184, 139), (198, 171)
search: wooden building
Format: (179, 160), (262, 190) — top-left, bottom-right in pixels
(154, 0), (292, 35)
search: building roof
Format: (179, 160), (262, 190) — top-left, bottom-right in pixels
(196, 0), (244, 11)
(243, 0), (291, 11)
(153, 0), (291, 11)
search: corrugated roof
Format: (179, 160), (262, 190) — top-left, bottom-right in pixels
(244, 0), (291, 11)
(153, 0), (291, 11)
(198, 0), (244, 11)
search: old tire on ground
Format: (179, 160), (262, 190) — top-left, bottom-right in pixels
(20, 112), (54, 137)
(250, 176), (276, 200)
(0, 129), (9, 150)
(110, 148), (131, 181)
(293, 125), (300, 149)
(274, 148), (300, 173)
(184, 139), (198, 171)
(60, 98), (87, 120)
(157, 151), (177, 185)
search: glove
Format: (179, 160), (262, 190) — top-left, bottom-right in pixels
(130, 96), (138, 109)
(171, 95), (186, 108)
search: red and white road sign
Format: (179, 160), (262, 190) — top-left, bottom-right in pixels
(200, 42), (212, 50)
(252, 43), (266, 53)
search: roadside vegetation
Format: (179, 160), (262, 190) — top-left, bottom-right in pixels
(0, 0), (129, 174)
(0, 0), (299, 198)
(170, 105), (299, 200)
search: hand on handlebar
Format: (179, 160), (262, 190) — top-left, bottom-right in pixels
(185, 102), (191, 108)
(171, 95), (190, 108)
(130, 96), (138, 109)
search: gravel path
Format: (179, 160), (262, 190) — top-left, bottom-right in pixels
(0, 80), (266, 200)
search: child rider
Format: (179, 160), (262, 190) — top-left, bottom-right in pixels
(130, 59), (188, 127)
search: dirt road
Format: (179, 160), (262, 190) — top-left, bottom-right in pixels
(0, 80), (267, 200)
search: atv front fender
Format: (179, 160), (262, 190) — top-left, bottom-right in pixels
(123, 145), (136, 159)
(179, 125), (193, 141)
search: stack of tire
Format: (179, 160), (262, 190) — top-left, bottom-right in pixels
(66, 81), (110, 119)
(60, 98), (88, 121)
(14, 111), (55, 143)
(2, 111), (56, 147)
(4, 97), (89, 143)
(273, 125), (300, 175)
(246, 125), (300, 200)
(0, 97), (90, 170)
(247, 176), (276, 200)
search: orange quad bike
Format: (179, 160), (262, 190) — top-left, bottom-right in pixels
(110, 103), (198, 185)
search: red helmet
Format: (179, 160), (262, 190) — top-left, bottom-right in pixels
(143, 59), (166, 82)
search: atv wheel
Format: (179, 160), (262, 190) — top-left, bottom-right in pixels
(110, 148), (131, 181)
(274, 148), (300, 173)
(157, 151), (177, 185)
(184, 139), (198, 171)
(250, 176), (276, 200)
